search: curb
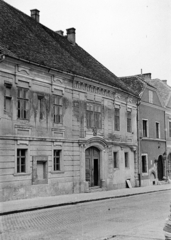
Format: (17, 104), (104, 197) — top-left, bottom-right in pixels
(0, 187), (170, 216)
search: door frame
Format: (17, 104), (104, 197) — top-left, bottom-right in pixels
(85, 146), (100, 187)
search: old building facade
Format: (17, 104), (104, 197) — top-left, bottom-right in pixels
(0, 1), (138, 201)
(146, 79), (171, 180)
(121, 74), (167, 186)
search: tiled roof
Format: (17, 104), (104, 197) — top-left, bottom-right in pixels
(119, 75), (145, 96)
(146, 79), (171, 106)
(0, 0), (136, 95)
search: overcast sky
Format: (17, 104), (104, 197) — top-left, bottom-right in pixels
(5, 0), (171, 85)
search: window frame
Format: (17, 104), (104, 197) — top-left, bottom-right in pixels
(114, 107), (120, 131)
(169, 121), (171, 138)
(53, 149), (61, 171)
(52, 143), (64, 173)
(127, 110), (132, 133)
(4, 82), (12, 115)
(155, 122), (160, 139)
(17, 87), (29, 120)
(141, 154), (148, 175)
(113, 151), (119, 169)
(17, 149), (27, 173)
(15, 142), (30, 175)
(86, 102), (102, 129)
(37, 95), (44, 120)
(53, 95), (63, 124)
(142, 119), (148, 137)
(149, 90), (153, 103)
(124, 152), (129, 168)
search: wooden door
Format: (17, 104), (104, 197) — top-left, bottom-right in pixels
(85, 147), (100, 187)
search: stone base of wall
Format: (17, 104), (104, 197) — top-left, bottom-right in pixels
(1, 182), (76, 202)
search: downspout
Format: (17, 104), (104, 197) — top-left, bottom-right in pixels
(137, 99), (141, 187)
(164, 107), (168, 180)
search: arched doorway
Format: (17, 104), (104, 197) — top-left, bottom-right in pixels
(85, 146), (100, 187)
(157, 155), (163, 180)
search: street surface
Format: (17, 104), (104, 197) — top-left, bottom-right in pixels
(0, 190), (171, 240)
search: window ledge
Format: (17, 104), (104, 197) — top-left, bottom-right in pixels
(50, 171), (64, 174)
(142, 173), (148, 176)
(13, 173), (31, 176)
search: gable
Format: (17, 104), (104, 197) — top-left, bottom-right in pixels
(141, 88), (163, 107)
(167, 95), (171, 109)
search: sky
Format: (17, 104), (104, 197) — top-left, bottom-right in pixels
(5, 0), (171, 85)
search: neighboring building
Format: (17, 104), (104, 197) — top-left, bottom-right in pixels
(146, 78), (171, 179)
(0, 1), (139, 202)
(120, 73), (166, 186)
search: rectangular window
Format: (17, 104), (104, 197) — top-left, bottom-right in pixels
(142, 120), (148, 137)
(169, 122), (171, 137)
(127, 111), (132, 133)
(17, 149), (27, 173)
(125, 152), (129, 168)
(156, 122), (160, 138)
(115, 108), (120, 131)
(113, 152), (119, 168)
(86, 103), (101, 129)
(53, 95), (62, 124)
(38, 96), (44, 120)
(17, 87), (29, 119)
(149, 90), (153, 103)
(4, 83), (12, 114)
(142, 154), (148, 173)
(54, 150), (61, 171)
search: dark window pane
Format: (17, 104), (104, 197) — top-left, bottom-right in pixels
(17, 149), (26, 173)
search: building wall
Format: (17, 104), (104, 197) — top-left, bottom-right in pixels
(0, 58), (138, 202)
(139, 88), (166, 186)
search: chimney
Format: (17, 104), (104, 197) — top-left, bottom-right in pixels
(162, 80), (167, 85)
(30, 9), (40, 22)
(56, 30), (64, 36)
(66, 28), (76, 45)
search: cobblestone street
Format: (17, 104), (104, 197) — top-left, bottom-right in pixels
(0, 190), (170, 240)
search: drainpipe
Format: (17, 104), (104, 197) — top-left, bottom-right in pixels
(137, 99), (141, 187)
(164, 107), (168, 180)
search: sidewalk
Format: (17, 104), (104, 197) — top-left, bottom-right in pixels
(0, 184), (171, 215)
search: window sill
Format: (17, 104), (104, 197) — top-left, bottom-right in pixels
(142, 173), (148, 176)
(13, 173), (31, 176)
(50, 171), (64, 174)
(114, 168), (119, 171)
